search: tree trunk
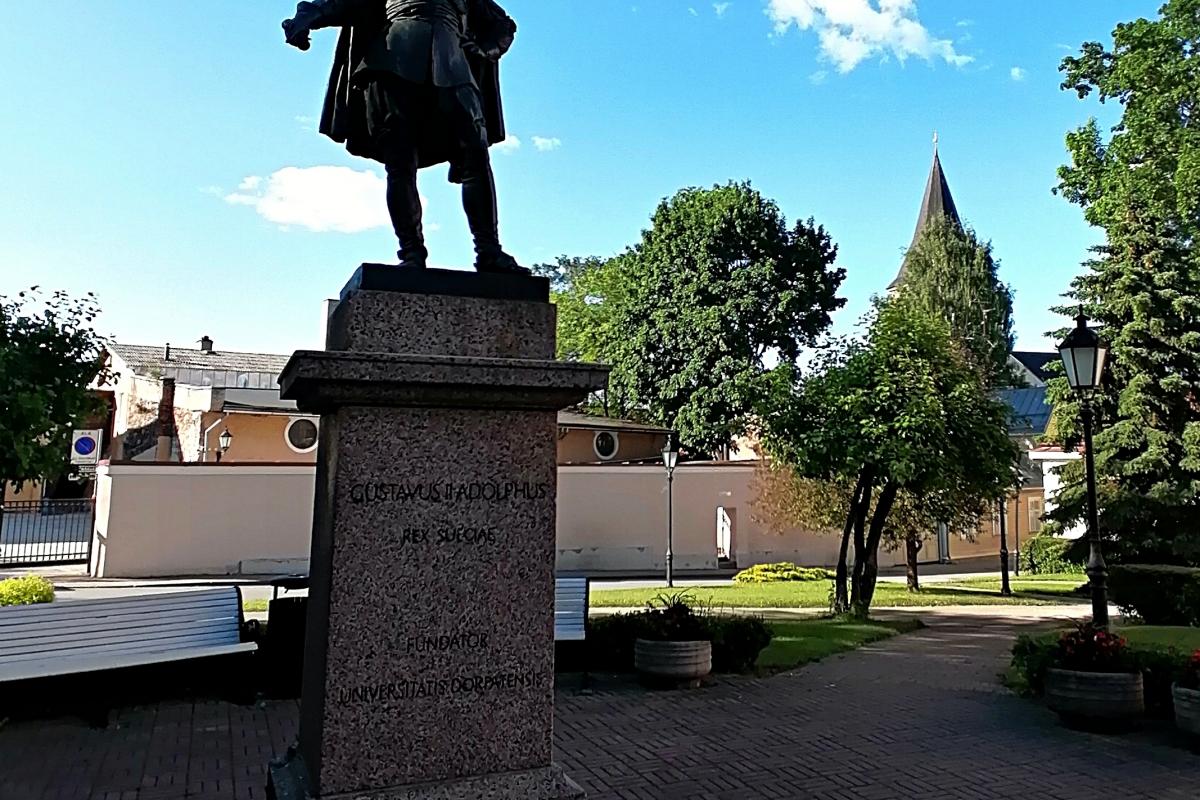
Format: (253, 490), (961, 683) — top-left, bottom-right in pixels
(834, 474), (868, 614)
(855, 482), (899, 614)
(848, 478), (873, 615)
(906, 537), (922, 592)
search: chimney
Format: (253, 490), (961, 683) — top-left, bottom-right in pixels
(155, 378), (176, 461)
(164, 342), (172, 361)
(200, 335), (214, 353)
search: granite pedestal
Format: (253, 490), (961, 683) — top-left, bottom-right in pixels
(268, 265), (605, 800)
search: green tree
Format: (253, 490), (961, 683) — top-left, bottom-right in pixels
(1049, 0), (1200, 563)
(900, 217), (1017, 387)
(544, 182), (845, 455)
(0, 289), (112, 498)
(761, 299), (1017, 616)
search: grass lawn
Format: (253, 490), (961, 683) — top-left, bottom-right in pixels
(243, 599), (269, 613)
(1023, 624), (1200, 650)
(590, 580), (1074, 609)
(756, 617), (924, 670)
(942, 573), (1089, 597)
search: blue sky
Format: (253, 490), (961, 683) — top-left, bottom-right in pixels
(0, 1), (1153, 355)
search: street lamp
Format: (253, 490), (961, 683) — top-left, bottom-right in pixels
(998, 494), (1012, 597)
(1058, 308), (1110, 629)
(217, 428), (233, 463)
(661, 439), (679, 588)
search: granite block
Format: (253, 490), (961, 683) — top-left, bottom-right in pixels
(329, 290), (555, 360)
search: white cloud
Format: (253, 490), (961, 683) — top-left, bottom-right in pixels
(532, 136), (563, 152)
(1010, 66), (1026, 81)
(494, 135), (522, 154)
(714, 2), (731, 16)
(809, 69), (829, 84)
(689, 6), (699, 16)
(224, 166), (393, 233)
(766, 0), (972, 73)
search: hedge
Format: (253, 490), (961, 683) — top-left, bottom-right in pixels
(0, 575), (56, 606)
(1018, 535), (1085, 575)
(733, 562), (835, 584)
(1109, 564), (1200, 627)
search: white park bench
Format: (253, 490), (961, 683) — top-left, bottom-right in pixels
(0, 587), (256, 683)
(554, 576), (589, 642)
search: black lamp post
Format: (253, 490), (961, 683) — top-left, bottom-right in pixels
(662, 439), (679, 588)
(1057, 309), (1110, 629)
(217, 428), (233, 463)
(998, 495), (1012, 596)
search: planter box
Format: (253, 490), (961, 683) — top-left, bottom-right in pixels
(634, 639), (712, 687)
(1046, 668), (1144, 730)
(1173, 684), (1200, 738)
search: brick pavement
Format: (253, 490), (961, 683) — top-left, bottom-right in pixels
(0, 613), (1196, 800)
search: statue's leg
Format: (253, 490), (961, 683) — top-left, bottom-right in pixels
(367, 77), (427, 268)
(450, 86), (528, 275)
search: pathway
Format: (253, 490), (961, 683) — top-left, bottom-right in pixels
(0, 612), (1195, 799)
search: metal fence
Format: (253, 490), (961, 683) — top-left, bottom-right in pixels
(0, 499), (93, 567)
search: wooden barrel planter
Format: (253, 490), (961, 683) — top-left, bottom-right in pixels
(1046, 668), (1144, 731)
(1173, 685), (1200, 740)
(634, 639), (712, 688)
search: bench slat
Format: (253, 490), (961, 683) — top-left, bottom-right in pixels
(1, 619), (241, 658)
(1, 606), (241, 642)
(0, 593), (238, 627)
(1, 643), (258, 683)
(2, 628), (244, 664)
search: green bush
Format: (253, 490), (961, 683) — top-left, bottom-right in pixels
(709, 616), (773, 673)
(0, 575), (55, 606)
(1018, 535), (1085, 575)
(734, 562), (835, 584)
(586, 593), (773, 674)
(1109, 565), (1200, 626)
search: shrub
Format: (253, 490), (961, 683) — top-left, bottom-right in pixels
(1109, 564), (1200, 626)
(0, 575), (55, 606)
(1019, 535), (1085, 575)
(709, 616), (773, 672)
(734, 562), (835, 583)
(586, 593), (773, 674)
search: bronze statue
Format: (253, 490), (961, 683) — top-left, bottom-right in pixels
(283, 0), (528, 275)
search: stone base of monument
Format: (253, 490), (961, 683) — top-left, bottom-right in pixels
(267, 266), (601, 800)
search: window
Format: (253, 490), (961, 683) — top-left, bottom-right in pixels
(1028, 497), (1045, 534)
(285, 418), (319, 454)
(593, 431), (620, 461)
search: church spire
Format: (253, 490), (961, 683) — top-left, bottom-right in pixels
(889, 134), (963, 290)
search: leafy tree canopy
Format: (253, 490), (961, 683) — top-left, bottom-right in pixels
(762, 298), (1017, 615)
(1048, 0), (1200, 563)
(537, 181), (845, 455)
(0, 289), (112, 488)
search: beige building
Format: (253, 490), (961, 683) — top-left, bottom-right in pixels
(105, 340), (670, 467)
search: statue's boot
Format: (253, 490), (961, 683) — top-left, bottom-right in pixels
(462, 151), (530, 276)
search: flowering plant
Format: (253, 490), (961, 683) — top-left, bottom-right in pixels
(1052, 623), (1135, 673)
(1179, 650), (1200, 690)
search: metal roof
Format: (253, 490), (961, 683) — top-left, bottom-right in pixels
(997, 386), (1052, 436)
(1012, 351), (1057, 384)
(557, 411), (671, 434)
(109, 343), (291, 390)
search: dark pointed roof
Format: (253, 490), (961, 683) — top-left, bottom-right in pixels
(889, 148), (963, 289)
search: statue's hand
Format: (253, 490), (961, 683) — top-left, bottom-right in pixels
(283, 1), (320, 51)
